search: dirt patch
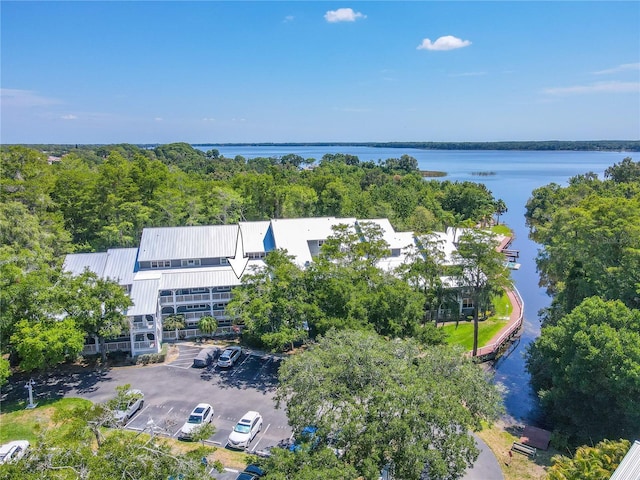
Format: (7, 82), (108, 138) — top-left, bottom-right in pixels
(164, 345), (180, 363)
(477, 419), (557, 480)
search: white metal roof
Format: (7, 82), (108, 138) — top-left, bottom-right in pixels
(127, 279), (160, 316)
(158, 267), (244, 290)
(138, 225), (238, 262)
(239, 221), (270, 253)
(610, 440), (640, 480)
(359, 218), (413, 250)
(269, 217), (357, 266)
(63, 252), (108, 277)
(63, 249), (137, 286)
(103, 248), (138, 286)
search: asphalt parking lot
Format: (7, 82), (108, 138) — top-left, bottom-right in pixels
(56, 343), (293, 457)
(5, 342), (503, 480)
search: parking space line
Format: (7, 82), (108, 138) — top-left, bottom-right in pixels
(124, 405), (150, 428)
(252, 357), (272, 381)
(229, 354), (252, 377)
(250, 423), (270, 453)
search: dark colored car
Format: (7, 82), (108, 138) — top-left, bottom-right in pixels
(192, 347), (219, 368)
(235, 464), (265, 479)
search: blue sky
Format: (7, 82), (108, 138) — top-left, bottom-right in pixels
(1, 1), (639, 144)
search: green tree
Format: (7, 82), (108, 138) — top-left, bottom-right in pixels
(547, 438), (631, 480)
(197, 316), (217, 338)
(261, 446), (359, 479)
(453, 229), (512, 357)
(526, 297), (640, 446)
(10, 318), (85, 372)
(59, 271), (133, 362)
(190, 422), (216, 446)
(11, 428), (212, 480)
(227, 250), (313, 351)
(494, 198), (507, 225)
(163, 314), (186, 341)
(0, 357), (10, 387)
(604, 156), (640, 183)
(275, 329), (504, 480)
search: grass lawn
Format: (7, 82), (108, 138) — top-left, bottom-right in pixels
(492, 224), (513, 237)
(442, 318), (508, 350)
(441, 292), (512, 350)
(0, 397), (92, 444)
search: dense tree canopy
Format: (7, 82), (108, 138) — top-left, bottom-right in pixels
(228, 223), (444, 351)
(546, 438), (631, 480)
(525, 157), (640, 321)
(527, 297), (640, 446)
(274, 329), (504, 480)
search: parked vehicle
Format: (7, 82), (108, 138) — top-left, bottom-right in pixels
(179, 403), (214, 440)
(227, 411), (263, 449)
(217, 346), (242, 368)
(112, 389), (144, 425)
(235, 464), (265, 479)
(192, 347), (219, 368)
(0, 440), (29, 464)
(289, 425), (318, 452)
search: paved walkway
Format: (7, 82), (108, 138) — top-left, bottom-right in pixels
(463, 433), (505, 480)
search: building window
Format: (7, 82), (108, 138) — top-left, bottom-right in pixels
(220, 257), (229, 265)
(462, 298), (473, 309)
(247, 252), (265, 259)
(150, 260), (171, 268)
(190, 288), (207, 294)
(184, 304), (207, 311)
(216, 286), (231, 292)
(181, 259), (201, 267)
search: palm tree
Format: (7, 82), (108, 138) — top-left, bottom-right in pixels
(198, 316), (218, 338)
(163, 314), (185, 341)
(453, 230), (512, 357)
(494, 199), (507, 225)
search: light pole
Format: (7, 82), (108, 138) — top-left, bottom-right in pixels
(25, 379), (37, 409)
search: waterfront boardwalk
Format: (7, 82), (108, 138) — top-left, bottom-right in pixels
(473, 287), (524, 362)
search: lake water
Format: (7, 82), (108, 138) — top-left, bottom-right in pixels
(196, 145), (633, 425)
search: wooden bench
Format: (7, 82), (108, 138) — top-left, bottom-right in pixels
(511, 441), (537, 458)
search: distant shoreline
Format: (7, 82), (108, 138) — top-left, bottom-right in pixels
(190, 141), (640, 152)
(5, 141), (639, 153)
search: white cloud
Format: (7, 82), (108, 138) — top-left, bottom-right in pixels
(324, 8), (365, 23)
(592, 63), (640, 75)
(283, 15), (294, 22)
(543, 81), (640, 95)
(1, 88), (62, 107)
(154, 117), (163, 121)
(417, 35), (471, 51)
(60, 114), (77, 120)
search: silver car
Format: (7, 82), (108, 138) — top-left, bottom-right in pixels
(112, 389), (144, 425)
(217, 346), (242, 368)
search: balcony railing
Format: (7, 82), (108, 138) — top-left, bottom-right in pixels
(131, 322), (155, 332)
(159, 292), (232, 305)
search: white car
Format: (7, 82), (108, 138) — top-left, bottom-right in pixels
(112, 389), (144, 425)
(179, 403), (214, 440)
(217, 346), (242, 368)
(0, 440), (29, 464)
(227, 411), (263, 449)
